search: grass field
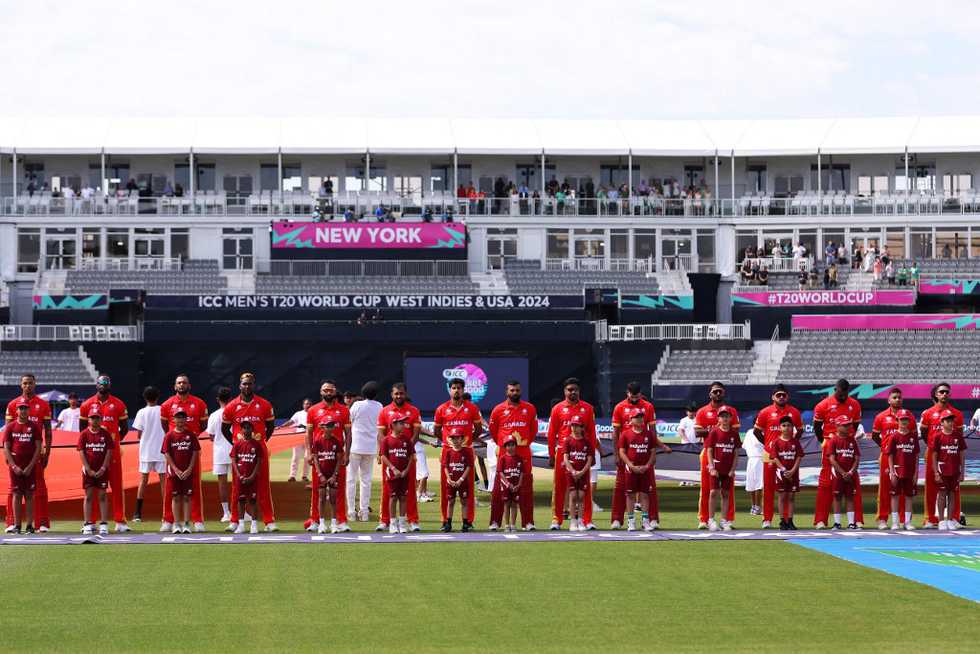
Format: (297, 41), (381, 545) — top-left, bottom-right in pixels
(3, 449), (979, 653)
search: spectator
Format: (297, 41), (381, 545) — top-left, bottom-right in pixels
(756, 266), (769, 286)
(897, 264), (909, 286)
(942, 243), (952, 258)
(422, 207), (433, 223)
(910, 262), (920, 286)
(456, 184), (466, 199)
(163, 181), (174, 197)
(885, 261), (896, 285)
(798, 269), (808, 290)
(837, 243), (847, 265)
(809, 268), (820, 289)
(174, 183), (184, 197)
(853, 246), (863, 270)
(126, 178), (138, 192)
(873, 256), (883, 282)
(828, 263), (838, 288)
(823, 267), (831, 290)
(356, 310), (368, 326)
(741, 258), (754, 284)
(824, 241), (836, 267)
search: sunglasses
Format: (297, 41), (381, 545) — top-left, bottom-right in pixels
(937, 389), (950, 394)
(774, 392), (787, 398)
(710, 389), (723, 394)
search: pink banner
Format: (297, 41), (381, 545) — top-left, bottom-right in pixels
(792, 313), (980, 331)
(733, 289), (915, 307)
(271, 222), (466, 250)
(862, 384), (980, 400)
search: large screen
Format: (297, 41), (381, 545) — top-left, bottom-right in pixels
(403, 356), (530, 412)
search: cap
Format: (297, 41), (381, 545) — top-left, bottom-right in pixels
(88, 410), (102, 419)
(896, 409), (914, 421)
(173, 409), (188, 418)
(16, 401), (29, 408)
(503, 434), (517, 445)
(96, 375), (111, 386)
(391, 413), (408, 423)
(318, 417), (338, 426)
(628, 410), (645, 420)
(940, 410), (956, 421)
(778, 415), (794, 424)
(834, 415), (852, 426)
(716, 405), (733, 416)
(569, 414), (585, 426)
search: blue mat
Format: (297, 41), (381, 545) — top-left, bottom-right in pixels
(791, 536), (980, 603)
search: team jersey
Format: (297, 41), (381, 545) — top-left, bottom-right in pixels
(618, 428), (655, 466)
(888, 431), (920, 478)
(230, 438), (262, 480)
(222, 395), (275, 441)
(695, 403), (741, 435)
(311, 435), (342, 480)
(307, 400), (351, 443)
(872, 408), (903, 445)
(813, 396), (861, 440)
(442, 447), (475, 483)
(380, 434), (412, 472)
(753, 403), (803, 446)
(161, 429), (200, 473)
(377, 403), (422, 442)
(77, 427), (113, 470)
(433, 400), (483, 447)
(488, 400), (538, 458)
(79, 394), (128, 439)
(547, 400), (596, 458)
(704, 427), (741, 476)
(932, 432), (966, 477)
(160, 394), (209, 435)
(919, 404), (964, 448)
(611, 398), (656, 428)
(765, 437), (804, 471)
(5, 395), (52, 433)
(564, 436), (594, 471)
(829, 434), (859, 473)
(2, 421), (42, 468)
(497, 453), (524, 486)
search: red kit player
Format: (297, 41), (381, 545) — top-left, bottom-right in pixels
(2, 402), (42, 534)
(563, 415), (594, 532)
(4, 374), (52, 533)
(439, 428), (475, 533)
(764, 415), (804, 530)
(229, 421), (262, 534)
(548, 378), (597, 530)
(931, 410), (966, 531)
(79, 375), (130, 532)
(76, 411), (113, 536)
(610, 381), (657, 529)
(828, 415), (861, 530)
(376, 383), (422, 532)
(811, 379), (863, 529)
(886, 409), (919, 530)
(311, 417), (343, 534)
(495, 436), (525, 532)
(751, 384), (802, 528)
(704, 406), (741, 531)
(618, 411), (670, 531)
(487, 381), (537, 530)
(161, 411), (201, 534)
(694, 382), (740, 528)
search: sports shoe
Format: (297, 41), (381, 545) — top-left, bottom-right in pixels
(832, 523), (842, 530)
(627, 518), (636, 532)
(389, 523), (399, 534)
(890, 523), (900, 530)
(305, 523), (317, 532)
(697, 521), (708, 530)
(375, 522), (388, 532)
(877, 520), (888, 530)
(585, 523), (597, 531)
(398, 522), (408, 534)
(441, 520), (452, 532)
(172, 524), (182, 534)
(417, 493), (431, 503)
(648, 520), (659, 530)
(855, 522), (864, 529)
(525, 523), (536, 531)
(488, 522), (499, 531)
(317, 524), (327, 534)
(549, 521), (560, 531)
(115, 523), (131, 533)
(778, 519), (788, 529)
(250, 521), (259, 534)
(814, 521), (827, 529)
(330, 525), (340, 534)
(409, 522), (421, 532)
(234, 523), (245, 534)
(38, 525), (49, 533)
(949, 520), (961, 531)
(462, 520), (473, 533)
(4, 525), (16, 534)
(25, 525), (35, 534)
(722, 522), (733, 532)
(193, 522), (206, 533)
(922, 521), (937, 529)
(959, 514), (967, 526)
(161, 521), (173, 532)
(357, 510), (369, 522)
(787, 519), (798, 530)
(181, 525), (191, 534)
(287, 476), (296, 483)
(847, 523), (857, 530)
(133, 513), (142, 523)
(301, 477), (310, 483)
(568, 519), (579, 531)
(904, 522), (916, 531)
(761, 520), (772, 529)
(610, 520), (622, 530)
(592, 501), (603, 513)
(264, 523), (280, 532)
(749, 506), (760, 516)
(337, 523), (352, 533)
(938, 520), (949, 531)
(81, 523), (94, 535)
(220, 513), (231, 523)
(641, 519), (651, 531)
(708, 519), (719, 532)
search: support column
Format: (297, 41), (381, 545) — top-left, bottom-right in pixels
(277, 149), (283, 190)
(729, 150), (735, 215)
(627, 151), (633, 199)
(188, 150), (195, 199)
(904, 149), (909, 200)
(540, 151), (546, 196)
(100, 151), (106, 197)
(817, 151), (822, 195)
(12, 150), (17, 200)
(453, 150), (458, 193)
(714, 153), (719, 214)
(364, 151), (370, 191)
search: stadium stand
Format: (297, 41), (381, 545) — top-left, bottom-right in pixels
(777, 329), (980, 383)
(504, 260), (660, 295)
(64, 259), (226, 294)
(655, 348), (756, 384)
(0, 349), (96, 385)
(256, 273), (478, 294)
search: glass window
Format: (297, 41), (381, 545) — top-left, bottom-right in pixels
(773, 175), (804, 195)
(282, 164), (301, 191)
(82, 227), (101, 261)
(858, 175), (889, 195)
(798, 229), (817, 259)
(736, 230), (758, 261)
(611, 230), (629, 260)
(910, 228), (932, 260)
(936, 229), (967, 259)
(17, 228), (40, 273)
(599, 164), (628, 189)
(430, 166), (450, 192)
(972, 229), (980, 259)
(171, 228), (189, 261)
(885, 227), (905, 260)
(943, 174), (973, 195)
(88, 164), (103, 191)
(196, 164), (216, 192)
(697, 229), (715, 267)
(456, 164), (473, 188)
(822, 229), (845, 257)
(260, 164), (279, 192)
(107, 228), (129, 258)
(23, 163), (45, 189)
(684, 165), (705, 189)
(747, 165), (767, 193)
(573, 228), (604, 258)
(634, 229), (656, 260)
(547, 229), (569, 259)
(810, 164), (850, 192)
(105, 163), (130, 193)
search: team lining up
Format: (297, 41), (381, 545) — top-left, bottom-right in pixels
(1, 374), (970, 535)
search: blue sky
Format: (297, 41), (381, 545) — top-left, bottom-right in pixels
(3, 0), (978, 119)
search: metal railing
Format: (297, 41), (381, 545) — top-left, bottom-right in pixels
(257, 259), (469, 277)
(0, 282), (8, 308)
(543, 257), (653, 273)
(78, 256), (183, 271)
(0, 324), (142, 342)
(604, 321), (750, 342)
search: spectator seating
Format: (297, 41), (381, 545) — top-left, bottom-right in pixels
(503, 260), (661, 295)
(745, 268), (850, 290)
(0, 350), (95, 385)
(777, 329), (980, 383)
(256, 266), (478, 294)
(64, 259), (226, 294)
(657, 348), (755, 383)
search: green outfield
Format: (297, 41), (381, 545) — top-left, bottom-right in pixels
(3, 449), (979, 653)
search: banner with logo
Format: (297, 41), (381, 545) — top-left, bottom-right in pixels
(792, 313), (980, 331)
(33, 294), (108, 310)
(620, 294), (694, 310)
(733, 289), (916, 307)
(271, 222), (466, 250)
(146, 294), (584, 311)
(918, 279), (980, 295)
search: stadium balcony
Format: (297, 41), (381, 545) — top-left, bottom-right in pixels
(503, 259), (664, 295)
(254, 259), (478, 295)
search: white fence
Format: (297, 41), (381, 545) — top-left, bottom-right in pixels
(257, 259), (468, 277)
(0, 324), (142, 342)
(601, 321), (750, 342)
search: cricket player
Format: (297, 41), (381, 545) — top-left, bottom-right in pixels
(304, 381), (352, 533)
(4, 374), (52, 532)
(871, 388), (907, 529)
(764, 415), (804, 530)
(548, 378), (597, 530)
(931, 411), (966, 531)
(811, 379), (863, 529)
(919, 383), (964, 528)
(487, 381), (537, 530)
(79, 375), (130, 531)
(751, 384), (802, 527)
(886, 409), (919, 530)
(159, 374), (209, 531)
(376, 383), (422, 532)
(704, 406), (740, 531)
(434, 378), (483, 531)
(440, 428), (475, 532)
(694, 382), (740, 528)
(610, 381), (656, 529)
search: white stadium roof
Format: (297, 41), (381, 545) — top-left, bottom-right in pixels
(0, 115), (977, 156)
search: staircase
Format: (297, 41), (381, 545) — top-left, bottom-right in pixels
(746, 339), (789, 384)
(471, 270), (509, 295)
(77, 345), (100, 383)
(36, 269), (67, 294)
(655, 269), (692, 296)
(222, 270), (256, 295)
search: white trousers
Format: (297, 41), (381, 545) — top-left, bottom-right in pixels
(346, 452), (374, 515)
(290, 445), (309, 479)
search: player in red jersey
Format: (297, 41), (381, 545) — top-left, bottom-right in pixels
(440, 428), (475, 532)
(229, 421), (262, 534)
(828, 415), (861, 529)
(161, 411), (201, 534)
(764, 415), (804, 530)
(221, 372), (277, 531)
(752, 384), (802, 528)
(487, 381), (538, 530)
(159, 374), (209, 531)
(871, 388), (907, 529)
(618, 411), (671, 531)
(918, 383), (965, 528)
(79, 375), (130, 531)
(379, 414), (414, 534)
(694, 382), (740, 528)
(811, 379), (863, 528)
(547, 378), (598, 530)
(496, 436), (525, 532)
(376, 383), (422, 532)
(562, 415), (594, 531)
(610, 381), (657, 529)
(4, 375), (52, 532)
(886, 409), (919, 530)
(77, 412), (113, 536)
(311, 417), (343, 534)
(704, 406), (741, 531)
(931, 411), (966, 531)
(2, 402), (43, 534)
(434, 378), (483, 531)
(304, 381), (352, 533)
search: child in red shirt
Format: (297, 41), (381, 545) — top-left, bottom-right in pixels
(440, 429), (474, 533)
(2, 402), (42, 534)
(764, 415), (804, 530)
(618, 411), (671, 531)
(931, 411), (966, 531)
(312, 418), (342, 534)
(76, 412), (113, 535)
(380, 415), (414, 534)
(562, 416), (594, 532)
(230, 421), (262, 534)
(161, 411), (201, 534)
(828, 415), (860, 529)
(705, 406), (741, 531)
(496, 436), (524, 532)
(887, 410), (919, 530)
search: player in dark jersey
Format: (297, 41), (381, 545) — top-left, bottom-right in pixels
(77, 411), (113, 535)
(440, 429), (475, 532)
(704, 406), (741, 531)
(230, 421), (262, 534)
